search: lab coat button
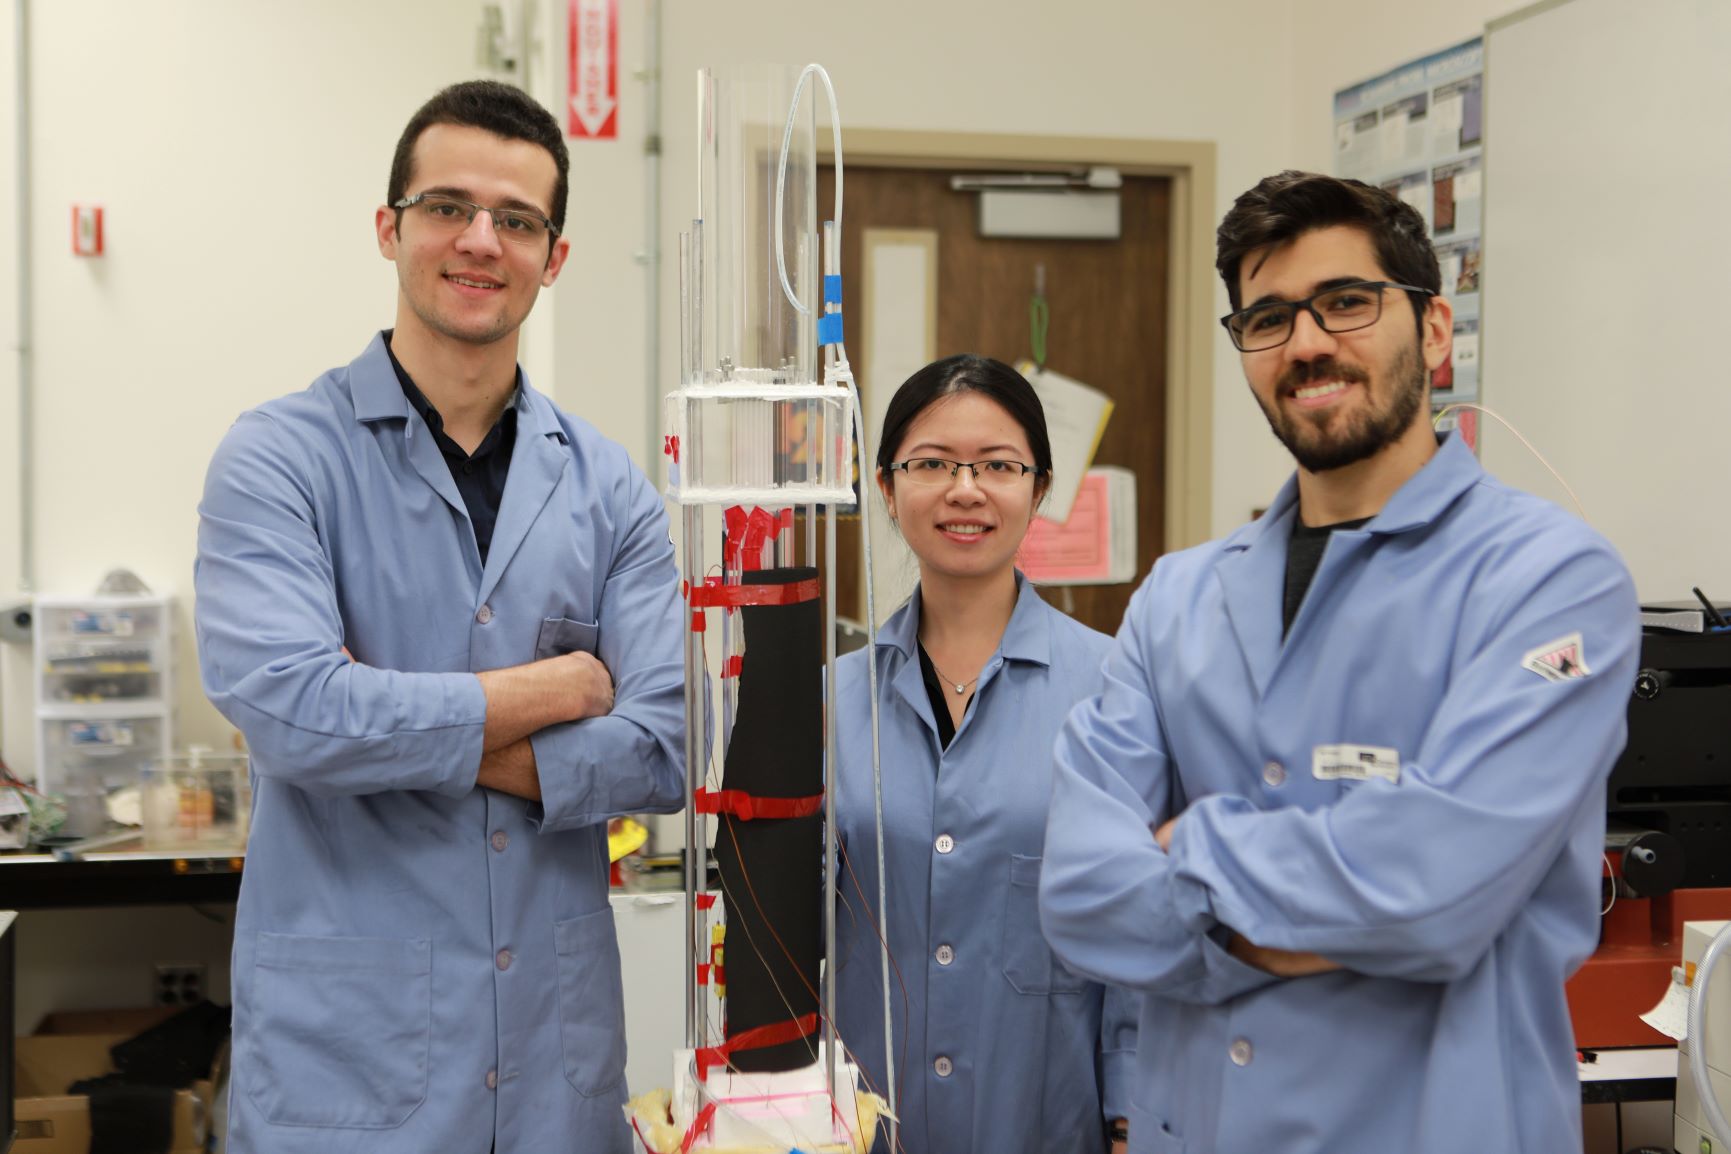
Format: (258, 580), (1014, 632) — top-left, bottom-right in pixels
(491, 830), (509, 852)
(935, 834), (955, 854)
(485, 1069), (498, 1090)
(935, 944), (954, 966)
(934, 1055), (953, 1077)
(496, 948), (512, 971)
(476, 604), (493, 624)
(1230, 1038), (1253, 1066)
(1262, 761), (1286, 787)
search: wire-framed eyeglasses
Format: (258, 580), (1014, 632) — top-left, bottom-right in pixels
(1220, 279), (1434, 352)
(393, 192), (560, 244)
(887, 458), (1043, 489)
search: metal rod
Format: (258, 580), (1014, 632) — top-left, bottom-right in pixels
(677, 220), (698, 1050)
(822, 496), (838, 1110)
(681, 505), (702, 1049)
(692, 219), (704, 384)
(820, 218), (842, 1113)
(15, 0), (33, 592)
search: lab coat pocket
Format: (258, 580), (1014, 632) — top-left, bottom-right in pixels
(554, 907), (628, 1097)
(1002, 854), (1087, 995)
(247, 932), (431, 1128)
(537, 615), (600, 659)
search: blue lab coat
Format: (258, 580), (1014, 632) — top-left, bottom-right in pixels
(1039, 434), (1639, 1154)
(834, 577), (1137, 1154)
(195, 333), (685, 1154)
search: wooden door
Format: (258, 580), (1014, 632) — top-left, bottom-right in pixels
(802, 165), (1170, 638)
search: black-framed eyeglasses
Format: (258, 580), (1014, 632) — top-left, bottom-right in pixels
(887, 457), (1043, 489)
(393, 192), (560, 244)
(1220, 279), (1434, 352)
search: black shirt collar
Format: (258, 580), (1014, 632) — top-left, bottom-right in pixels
(383, 330), (518, 460)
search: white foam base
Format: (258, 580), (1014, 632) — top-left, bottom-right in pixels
(668, 1042), (867, 1152)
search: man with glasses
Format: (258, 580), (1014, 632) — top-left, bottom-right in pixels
(195, 81), (683, 1154)
(1039, 170), (1638, 1154)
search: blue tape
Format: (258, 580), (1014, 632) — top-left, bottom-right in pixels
(823, 275), (843, 305)
(817, 313), (845, 346)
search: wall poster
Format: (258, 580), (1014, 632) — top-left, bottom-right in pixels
(1334, 37), (1484, 448)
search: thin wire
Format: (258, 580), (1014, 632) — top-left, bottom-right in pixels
(705, 704), (911, 1152)
(698, 649), (911, 1153)
(707, 832), (907, 1152)
(1432, 403), (1587, 521)
(1601, 853), (1616, 918)
(712, 811), (822, 1069)
(837, 835), (913, 1135)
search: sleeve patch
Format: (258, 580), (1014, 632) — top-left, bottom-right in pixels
(1522, 632), (1590, 682)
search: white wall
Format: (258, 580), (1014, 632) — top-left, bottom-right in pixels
(0, 0), (551, 773)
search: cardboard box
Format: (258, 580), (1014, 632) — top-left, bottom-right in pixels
(14, 1013), (215, 1154)
(34, 1006), (180, 1037)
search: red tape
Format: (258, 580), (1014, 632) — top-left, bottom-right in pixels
(694, 788), (825, 821)
(688, 577), (821, 609)
(723, 506), (794, 574)
(695, 1013), (819, 1081)
(722, 507), (749, 572)
(740, 507), (778, 571)
(679, 1101), (718, 1153)
(696, 893), (717, 910)
(721, 654), (744, 679)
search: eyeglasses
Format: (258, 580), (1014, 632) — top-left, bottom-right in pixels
(887, 458), (1043, 489)
(1220, 280), (1433, 352)
(393, 192), (560, 245)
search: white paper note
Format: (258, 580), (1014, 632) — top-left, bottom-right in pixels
(1018, 363), (1115, 522)
(1638, 965), (1691, 1041)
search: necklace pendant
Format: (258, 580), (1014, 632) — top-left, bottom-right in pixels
(954, 683), (966, 695)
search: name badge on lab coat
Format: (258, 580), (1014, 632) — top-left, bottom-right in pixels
(1312, 743), (1401, 785)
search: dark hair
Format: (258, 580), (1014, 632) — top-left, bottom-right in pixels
(876, 355), (1053, 497)
(1216, 170), (1440, 330)
(387, 80), (570, 234)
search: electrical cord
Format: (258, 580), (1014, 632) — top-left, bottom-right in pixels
(1432, 403), (1586, 520)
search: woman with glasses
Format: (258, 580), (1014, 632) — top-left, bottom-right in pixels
(831, 354), (1135, 1154)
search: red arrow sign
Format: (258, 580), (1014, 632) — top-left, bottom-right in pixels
(568, 0), (618, 139)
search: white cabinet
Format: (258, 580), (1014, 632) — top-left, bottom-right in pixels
(33, 595), (175, 799)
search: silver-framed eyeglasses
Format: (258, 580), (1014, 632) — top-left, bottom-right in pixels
(393, 192), (560, 244)
(887, 458), (1043, 489)
(1220, 279), (1433, 352)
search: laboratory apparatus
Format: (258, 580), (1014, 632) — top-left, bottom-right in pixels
(624, 64), (892, 1154)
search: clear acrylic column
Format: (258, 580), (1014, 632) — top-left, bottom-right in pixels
(666, 60), (854, 1083)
